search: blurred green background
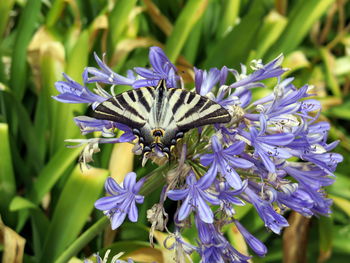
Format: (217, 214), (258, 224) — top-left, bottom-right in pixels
(1, 0), (350, 262)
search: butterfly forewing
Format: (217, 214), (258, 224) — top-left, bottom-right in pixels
(93, 86), (155, 128)
(167, 88), (231, 131)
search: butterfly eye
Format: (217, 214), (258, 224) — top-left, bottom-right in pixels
(176, 132), (184, 139)
(171, 139), (176, 145)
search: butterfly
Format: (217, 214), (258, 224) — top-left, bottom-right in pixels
(92, 79), (231, 161)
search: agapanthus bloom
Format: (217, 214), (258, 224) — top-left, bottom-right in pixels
(54, 46), (342, 261)
(95, 173), (145, 229)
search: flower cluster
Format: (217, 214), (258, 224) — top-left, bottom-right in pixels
(54, 47), (342, 262)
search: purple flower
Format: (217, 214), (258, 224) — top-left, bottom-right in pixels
(247, 83), (310, 129)
(244, 187), (289, 234)
(196, 217), (251, 263)
(200, 136), (253, 189)
(86, 53), (135, 85)
(74, 116), (116, 136)
(95, 173), (145, 229)
(53, 70), (107, 105)
(195, 66), (228, 95)
(217, 180), (246, 217)
(133, 46), (179, 88)
(72, 117), (135, 142)
(234, 219), (267, 257)
(242, 127), (294, 173)
(284, 165), (335, 215)
(301, 152), (343, 175)
(230, 55), (286, 89)
(167, 168), (219, 223)
(275, 188), (314, 217)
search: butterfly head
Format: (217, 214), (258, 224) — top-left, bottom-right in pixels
(132, 127), (184, 165)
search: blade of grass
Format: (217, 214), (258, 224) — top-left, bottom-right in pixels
(108, 0), (138, 53)
(46, 0), (66, 28)
(10, 0), (42, 100)
(319, 47), (341, 97)
(165, 0), (209, 63)
(40, 166), (109, 263)
(216, 0), (240, 38)
(54, 217), (109, 263)
(34, 40), (65, 161)
(28, 146), (82, 204)
(1, 90), (43, 172)
(0, 0), (15, 39)
(265, 0), (335, 60)
(182, 17), (202, 64)
(318, 216), (333, 262)
(255, 10), (288, 59)
(0, 123), (16, 226)
(205, 1), (266, 68)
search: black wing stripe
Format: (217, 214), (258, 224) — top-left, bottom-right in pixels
(186, 92), (196, 104)
(135, 88), (151, 112)
(128, 90), (136, 102)
(172, 90), (187, 114)
(93, 103), (144, 127)
(178, 107), (231, 130)
(177, 96), (206, 122)
(118, 94), (145, 120)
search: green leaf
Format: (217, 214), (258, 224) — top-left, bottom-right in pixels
(328, 173), (350, 200)
(326, 100), (350, 120)
(9, 0), (42, 100)
(46, 0), (67, 28)
(9, 196), (36, 211)
(255, 10), (288, 58)
(320, 48), (341, 97)
(108, 0), (137, 51)
(265, 0), (334, 60)
(165, 0), (209, 62)
(182, 18), (202, 64)
(330, 194), (350, 217)
(318, 216), (333, 262)
(28, 146), (82, 204)
(216, 0), (240, 38)
(0, 123), (16, 225)
(334, 56), (350, 76)
(333, 225), (350, 254)
(205, 1), (266, 68)
(40, 166), (108, 263)
(1, 90), (42, 172)
(54, 217), (109, 263)
(0, 0), (15, 39)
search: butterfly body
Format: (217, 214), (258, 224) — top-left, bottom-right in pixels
(93, 80), (231, 158)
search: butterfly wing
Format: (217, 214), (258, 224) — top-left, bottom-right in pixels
(167, 88), (231, 131)
(92, 87), (155, 128)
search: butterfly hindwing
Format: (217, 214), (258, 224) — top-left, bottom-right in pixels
(93, 86), (155, 128)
